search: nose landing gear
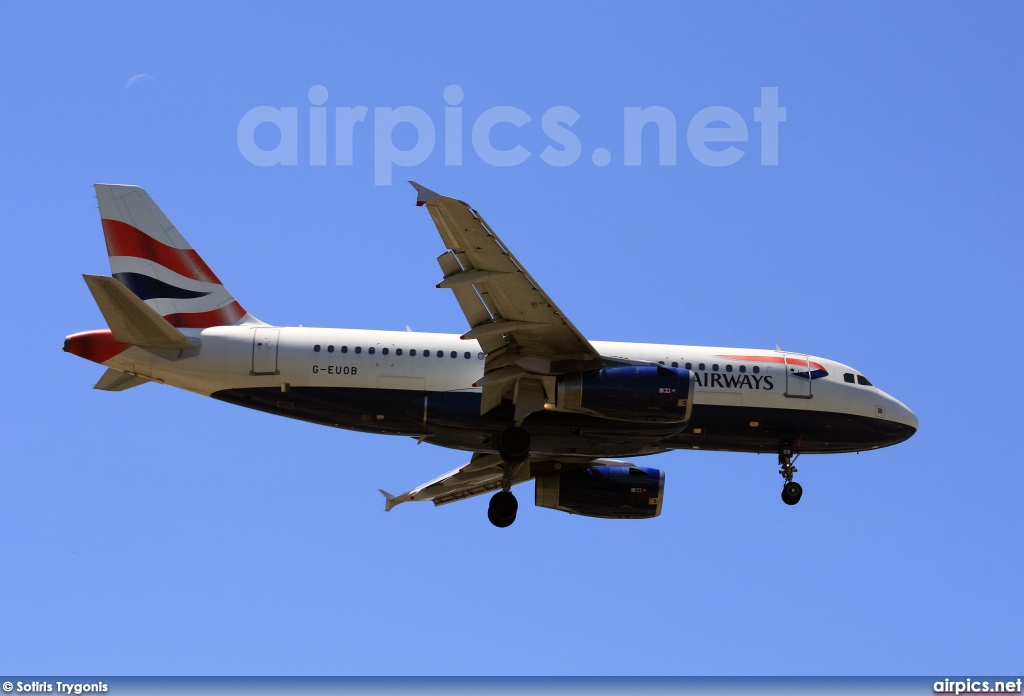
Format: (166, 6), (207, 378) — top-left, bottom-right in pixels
(488, 426), (531, 528)
(779, 447), (802, 505)
(781, 480), (803, 505)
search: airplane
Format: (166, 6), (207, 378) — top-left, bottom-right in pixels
(64, 183), (918, 527)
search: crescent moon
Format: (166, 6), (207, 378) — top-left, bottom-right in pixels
(125, 74), (156, 91)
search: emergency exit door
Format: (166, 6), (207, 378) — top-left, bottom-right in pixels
(252, 328), (280, 375)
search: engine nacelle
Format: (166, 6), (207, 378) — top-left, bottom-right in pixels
(535, 464), (665, 519)
(556, 365), (694, 423)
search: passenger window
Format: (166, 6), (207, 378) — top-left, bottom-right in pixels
(355, 347), (361, 354)
(658, 361), (665, 365)
(314, 345), (321, 352)
(368, 347), (375, 354)
(685, 362), (692, 370)
(341, 346), (348, 353)
(450, 351), (457, 358)
(857, 375), (873, 386)
(671, 362), (678, 368)
(753, 366), (760, 373)
(726, 365), (733, 372)
(382, 348), (389, 355)
(464, 352), (470, 359)
(410, 349), (417, 356)
(438, 351), (444, 358)
(478, 352), (485, 360)
(712, 364), (719, 371)
(396, 348), (403, 356)
(698, 363), (705, 371)
(739, 365), (746, 373)
(844, 373), (855, 383)
(327, 345), (334, 353)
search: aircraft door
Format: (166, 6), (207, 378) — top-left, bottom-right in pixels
(783, 352), (813, 399)
(252, 328), (280, 375)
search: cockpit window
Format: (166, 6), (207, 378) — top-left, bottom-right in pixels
(857, 375), (873, 386)
(844, 373), (855, 383)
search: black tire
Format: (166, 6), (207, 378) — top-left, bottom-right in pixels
(489, 490), (519, 518)
(781, 481), (803, 506)
(498, 426), (531, 464)
(487, 506), (516, 528)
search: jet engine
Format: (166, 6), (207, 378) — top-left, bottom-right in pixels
(534, 464), (665, 519)
(555, 365), (694, 423)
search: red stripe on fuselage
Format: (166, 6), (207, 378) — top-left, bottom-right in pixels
(715, 354), (827, 372)
(64, 329), (131, 364)
(102, 219), (222, 284)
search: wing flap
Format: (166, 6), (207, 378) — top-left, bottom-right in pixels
(436, 251), (503, 353)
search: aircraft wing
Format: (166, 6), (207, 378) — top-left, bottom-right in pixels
(379, 452), (602, 510)
(379, 453), (513, 509)
(411, 182), (604, 415)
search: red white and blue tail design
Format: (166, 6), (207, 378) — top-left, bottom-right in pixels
(95, 184), (260, 328)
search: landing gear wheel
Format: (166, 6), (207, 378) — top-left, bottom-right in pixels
(491, 428), (528, 526)
(488, 490), (518, 527)
(498, 426), (530, 465)
(781, 481), (803, 505)
(778, 446), (802, 505)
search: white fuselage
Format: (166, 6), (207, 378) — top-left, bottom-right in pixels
(99, 325), (917, 451)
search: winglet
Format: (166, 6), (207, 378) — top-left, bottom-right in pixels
(378, 489), (403, 512)
(409, 181), (441, 206)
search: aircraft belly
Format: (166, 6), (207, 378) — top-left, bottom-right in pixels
(670, 404), (916, 454)
(211, 385), (687, 456)
(210, 385), (914, 457)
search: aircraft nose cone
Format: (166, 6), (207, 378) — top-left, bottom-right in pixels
(896, 400), (919, 433)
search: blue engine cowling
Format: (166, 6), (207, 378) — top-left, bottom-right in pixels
(534, 465), (665, 519)
(556, 365), (694, 423)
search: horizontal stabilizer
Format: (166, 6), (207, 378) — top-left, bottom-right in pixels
(83, 275), (197, 351)
(94, 367), (150, 391)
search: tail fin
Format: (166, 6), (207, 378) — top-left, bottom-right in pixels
(95, 184), (260, 328)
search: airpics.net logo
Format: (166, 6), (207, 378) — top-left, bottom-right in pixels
(934, 678), (1023, 695)
(236, 85), (786, 185)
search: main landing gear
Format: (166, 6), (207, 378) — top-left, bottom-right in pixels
(779, 447), (803, 506)
(488, 426), (530, 528)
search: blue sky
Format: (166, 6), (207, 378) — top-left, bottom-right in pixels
(1, 1), (1021, 676)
